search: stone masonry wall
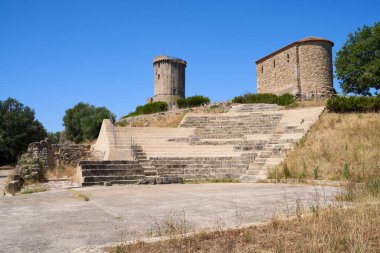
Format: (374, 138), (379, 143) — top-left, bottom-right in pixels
(51, 144), (93, 167)
(299, 41), (334, 98)
(256, 46), (299, 96)
(256, 39), (334, 99)
(153, 56), (186, 107)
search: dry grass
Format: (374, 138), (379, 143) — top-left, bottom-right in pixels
(119, 113), (185, 128)
(270, 112), (380, 182)
(68, 189), (90, 201)
(295, 99), (327, 108)
(107, 193), (380, 253)
(45, 165), (77, 180)
(19, 183), (50, 194)
(19, 186), (49, 194)
(145, 210), (190, 238)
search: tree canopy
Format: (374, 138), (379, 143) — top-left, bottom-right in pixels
(0, 98), (47, 164)
(63, 102), (115, 143)
(335, 22), (380, 95)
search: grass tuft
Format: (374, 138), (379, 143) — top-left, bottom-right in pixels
(69, 189), (90, 201)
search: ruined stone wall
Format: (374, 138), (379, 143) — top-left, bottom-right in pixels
(24, 139), (55, 170)
(299, 41), (334, 98)
(51, 144), (92, 167)
(18, 139), (93, 170)
(256, 46), (299, 96)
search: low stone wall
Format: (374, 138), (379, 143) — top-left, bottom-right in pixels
(7, 138), (93, 194)
(52, 144), (92, 167)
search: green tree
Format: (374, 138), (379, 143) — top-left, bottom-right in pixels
(47, 131), (61, 144)
(0, 98), (47, 164)
(63, 102), (115, 143)
(335, 22), (380, 95)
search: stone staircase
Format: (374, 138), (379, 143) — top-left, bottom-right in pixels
(77, 160), (145, 186)
(133, 145), (157, 177)
(181, 113), (283, 138)
(83, 104), (324, 185)
(150, 155), (255, 180)
(229, 103), (283, 113)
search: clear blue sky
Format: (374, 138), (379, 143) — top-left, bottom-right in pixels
(1, 0), (379, 132)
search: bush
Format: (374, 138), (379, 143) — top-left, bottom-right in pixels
(177, 95), (210, 108)
(327, 96), (380, 113)
(232, 93), (295, 106)
(176, 98), (187, 109)
(0, 98), (47, 164)
(185, 95), (210, 107)
(63, 103), (115, 143)
(126, 101), (168, 117)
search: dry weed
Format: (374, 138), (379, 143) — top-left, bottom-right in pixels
(272, 112), (380, 182)
(106, 194), (380, 253)
(45, 165), (77, 180)
(68, 189), (90, 201)
(295, 99), (327, 108)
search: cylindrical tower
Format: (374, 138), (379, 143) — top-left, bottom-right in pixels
(153, 55), (187, 106)
(298, 37), (334, 98)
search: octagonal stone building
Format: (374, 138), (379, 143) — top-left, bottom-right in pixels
(256, 36), (335, 99)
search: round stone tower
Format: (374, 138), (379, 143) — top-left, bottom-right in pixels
(153, 55), (187, 106)
(298, 37), (334, 98)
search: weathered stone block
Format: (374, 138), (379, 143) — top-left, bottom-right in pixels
(7, 180), (23, 194)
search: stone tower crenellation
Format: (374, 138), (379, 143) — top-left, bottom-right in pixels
(256, 36), (335, 99)
(152, 55), (187, 106)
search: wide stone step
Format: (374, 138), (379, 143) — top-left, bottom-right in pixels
(80, 164), (142, 170)
(82, 179), (139, 186)
(78, 160), (139, 165)
(82, 168), (144, 176)
(144, 170), (157, 176)
(83, 175), (144, 182)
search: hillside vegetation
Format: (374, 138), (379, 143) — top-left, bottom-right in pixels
(232, 93), (295, 106)
(271, 112), (380, 182)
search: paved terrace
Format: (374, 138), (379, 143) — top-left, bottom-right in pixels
(0, 183), (339, 252)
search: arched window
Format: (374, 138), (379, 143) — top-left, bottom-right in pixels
(261, 65), (264, 73)
(273, 60), (276, 68)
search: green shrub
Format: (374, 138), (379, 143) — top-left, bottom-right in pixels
(313, 167), (319, 180)
(232, 93), (295, 106)
(126, 101), (168, 117)
(177, 96), (210, 108)
(283, 163), (291, 178)
(176, 98), (187, 108)
(342, 162), (350, 180)
(327, 96), (380, 113)
(368, 177), (380, 196)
